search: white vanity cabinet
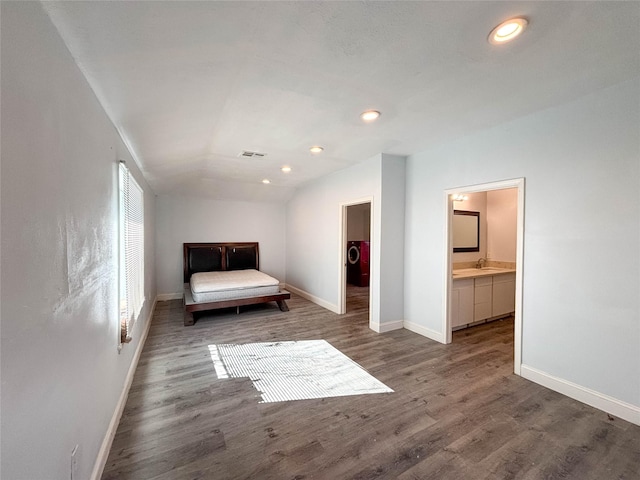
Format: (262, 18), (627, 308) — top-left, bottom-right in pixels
(452, 278), (474, 328)
(451, 270), (516, 329)
(492, 273), (516, 317)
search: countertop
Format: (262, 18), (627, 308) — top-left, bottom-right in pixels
(452, 267), (516, 279)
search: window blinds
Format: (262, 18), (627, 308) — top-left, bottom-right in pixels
(119, 162), (145, 344)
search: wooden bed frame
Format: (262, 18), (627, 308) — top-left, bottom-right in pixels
(183, 242), (290, 326)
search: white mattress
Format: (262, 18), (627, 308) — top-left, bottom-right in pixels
(190, 269), (280, 303)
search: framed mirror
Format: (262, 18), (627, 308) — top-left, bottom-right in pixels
(453, 210), (480, 252)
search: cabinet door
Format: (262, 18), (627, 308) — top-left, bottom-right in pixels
(451, 288), (461, 327)
(474, 277), (493, 322)
(459, 283), (474, 326)
(474, 298), (492, 321)
(452, 279), (473, 327)
(492, 273), (516, 316)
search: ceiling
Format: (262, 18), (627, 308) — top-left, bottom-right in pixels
(42, 1), (640, 203)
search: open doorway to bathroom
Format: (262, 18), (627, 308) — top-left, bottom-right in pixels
(444, 179), (525, 375)
(341, 201), (372, 317)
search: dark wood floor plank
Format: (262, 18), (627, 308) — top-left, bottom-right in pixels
(101, 288), (640, 480)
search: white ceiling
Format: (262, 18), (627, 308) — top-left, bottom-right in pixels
(42, 1), (640, 203)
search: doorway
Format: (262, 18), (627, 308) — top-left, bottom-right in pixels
(340, 200), (372, 319)
(444, 178), (524, 375)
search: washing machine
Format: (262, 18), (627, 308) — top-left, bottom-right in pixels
(346, 241), (370, 287)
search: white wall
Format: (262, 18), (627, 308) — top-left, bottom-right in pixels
(379, 154), (406, 327)
(1, 3), (156, 479)
(285, 154), (405, 330)
(487, 188), (517, 262)
(156, 194), (286, 295)
(404, 79), (639, 409)
(286, 156), (381, 316)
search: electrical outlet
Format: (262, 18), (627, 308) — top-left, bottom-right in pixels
(71, 444), (80, 480)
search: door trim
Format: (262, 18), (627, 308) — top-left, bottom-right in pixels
(443, 178), (525, 375)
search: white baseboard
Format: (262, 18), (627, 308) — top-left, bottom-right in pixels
(403, 321), (445, 344)
(157, 292), (182, 301)
(90, 296), (157, 480)
(285, 283), (340, 314)
(371, 320), (404, 333)
(521, 364), (640, 426)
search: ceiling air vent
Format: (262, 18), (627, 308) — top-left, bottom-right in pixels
(239, 150), (266, 158)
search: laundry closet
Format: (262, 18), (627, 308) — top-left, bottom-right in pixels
(346, 203), (371, 288)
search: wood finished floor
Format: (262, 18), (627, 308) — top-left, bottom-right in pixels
(102, 290), (640, 480)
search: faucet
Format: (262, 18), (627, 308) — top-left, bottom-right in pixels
(475, 257), (487, 269)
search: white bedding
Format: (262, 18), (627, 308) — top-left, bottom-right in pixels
(190, 269), (280, 303)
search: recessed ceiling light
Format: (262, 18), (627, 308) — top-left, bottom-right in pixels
(262, 179), (271, 184)
(488, 17), (528, 45)
(281, 166), (292, 173)
(360, 110), (381, 122)
(309, 146), (324, 154)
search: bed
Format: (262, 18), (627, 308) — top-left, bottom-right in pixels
(183, 242), (290, 326)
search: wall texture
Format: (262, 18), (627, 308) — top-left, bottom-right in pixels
(486, 188), (517, 262)
(404, 79), (639, 409)
(1, 3), (156, 479)
(155, 194), (286, 295)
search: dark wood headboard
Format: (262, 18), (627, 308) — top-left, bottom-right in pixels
(183, 242), (259, 282)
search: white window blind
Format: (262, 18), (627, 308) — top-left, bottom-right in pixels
(119, 161), (145, 344)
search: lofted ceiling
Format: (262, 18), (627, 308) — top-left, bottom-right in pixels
(42, 1), (640, 203)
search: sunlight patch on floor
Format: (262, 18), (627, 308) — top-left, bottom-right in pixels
(208, 340), (393, 403)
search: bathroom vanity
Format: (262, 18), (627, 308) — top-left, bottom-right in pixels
(451, 268), (516, 329)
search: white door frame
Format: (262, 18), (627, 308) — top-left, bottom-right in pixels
(339, 197), (373, 325)
(443, 178), (525, 375)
